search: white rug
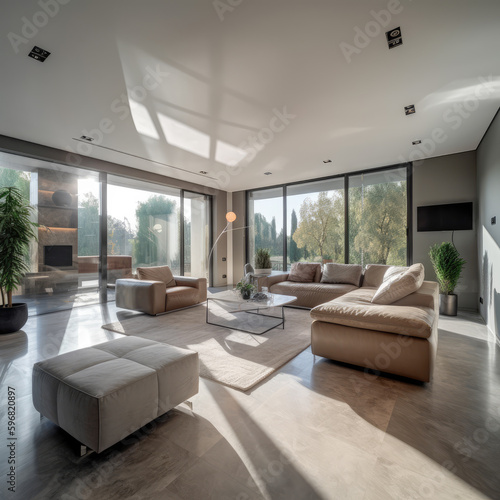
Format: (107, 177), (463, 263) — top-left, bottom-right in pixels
(102, 303), (311, 391)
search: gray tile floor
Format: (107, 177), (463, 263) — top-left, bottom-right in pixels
(0, 302), (498, 499)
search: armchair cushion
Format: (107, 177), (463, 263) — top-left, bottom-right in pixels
(137, 265), (176, 288)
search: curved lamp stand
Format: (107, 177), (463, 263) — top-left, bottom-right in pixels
(207, 212), (249, 283)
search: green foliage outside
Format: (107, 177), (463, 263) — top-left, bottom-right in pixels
(0, 187), (38, 307)
(288, 209), (301, 262)
(351, 182), (407, 266)
(253, 213), (283, 259)
(293, 191), (344, 262)
(78, 193), (100, 256)
(254, 181), (407, 268)
(135, 195), (177, 267)
(429, 242), (466, 294)
(0, 168), (30, 201)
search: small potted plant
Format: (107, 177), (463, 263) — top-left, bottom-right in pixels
(0, 186), (39, 333)
(254, 248), (272, 275)
(429, 242), (466, 316)
(235, 279), (255, 300)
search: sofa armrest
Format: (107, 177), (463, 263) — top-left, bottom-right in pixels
(174, 276), (207, 302)
(115, 279), (166, 315)
(260, 273), (289, 289)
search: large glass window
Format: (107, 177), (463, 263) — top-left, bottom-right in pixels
(248, 187), (284, 270)
(287, 178), (344, 268)
(247, 165), (409, 269)
(183, 191), (211, 279)
(0, 160), (101, 315)
(0, 152), (212, 317)
(107, 176), (181, 275)
(349, 168), (407, 267)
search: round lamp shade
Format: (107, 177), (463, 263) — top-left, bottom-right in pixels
(225, 212), (237, 223)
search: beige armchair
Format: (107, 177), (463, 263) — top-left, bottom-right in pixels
(115, 265), (207, 315)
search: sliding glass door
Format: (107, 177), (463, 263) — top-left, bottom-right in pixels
(107, 176), (181, 276)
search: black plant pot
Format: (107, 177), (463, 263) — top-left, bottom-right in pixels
(0, 303), (28, 334)
(241, 290), (251, 300)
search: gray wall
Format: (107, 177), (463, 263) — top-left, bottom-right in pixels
(477, 110), (500, 342)
(412, 151), (478, 310)
(231, 190), (247, 285)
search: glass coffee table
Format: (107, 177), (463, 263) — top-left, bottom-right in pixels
(206, 290), (297, 335)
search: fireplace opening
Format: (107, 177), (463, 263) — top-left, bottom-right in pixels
(44, 245), (73, 267)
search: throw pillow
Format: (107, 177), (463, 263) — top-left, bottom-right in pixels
(288, 262), (319, 283)
(371, 263), (425, 305)
(321, 263), (363, 286)
(137, 265), (176, 288)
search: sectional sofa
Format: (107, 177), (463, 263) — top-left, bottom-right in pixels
(262, 262), (438, 382)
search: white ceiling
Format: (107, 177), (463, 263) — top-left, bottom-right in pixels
(1, 0), (500, 192)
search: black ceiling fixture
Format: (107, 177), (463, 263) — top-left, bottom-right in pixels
(412, 140), (422, 145)
(322, 159), (332, 164)
(264, 172), (272, 175)
(80, 136), (94, 142)
(386, 27), (403, 49)
(28, 46), (50, 62)
(405, 104), (416, 115)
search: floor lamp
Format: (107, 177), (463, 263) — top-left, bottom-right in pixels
(207, 212), (248, 284)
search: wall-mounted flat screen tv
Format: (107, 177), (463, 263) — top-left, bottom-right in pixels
(44, 245), (73, 267)
(417, 202), (473, 232)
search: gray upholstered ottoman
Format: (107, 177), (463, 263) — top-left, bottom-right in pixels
(32, 336), (199, 453)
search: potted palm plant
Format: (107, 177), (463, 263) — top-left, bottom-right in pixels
(429, 242), (466, 316)
(0, 186), (38, 334)
(254, 248), (272, 275)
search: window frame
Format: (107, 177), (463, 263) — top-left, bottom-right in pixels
(246, 163), (412, 269)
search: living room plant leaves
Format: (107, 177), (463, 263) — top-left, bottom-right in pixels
(0, 186), (39, 307)
(429, 242), (466, 295)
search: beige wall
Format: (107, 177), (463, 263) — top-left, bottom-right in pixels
(412, 151), (478, 310)
(477, 110), (500, 342)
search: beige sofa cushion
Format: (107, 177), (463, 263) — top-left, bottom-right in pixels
(288, 262), (321, 283)
(371, 263), (425, 305)
(165, 286), (200, 311)
(310, 287), (434, 339)
(321, 263), (362, 286)
(361, 264), (391, 288)
(270, 281), (357, 308)
(137, 265), (176, 288)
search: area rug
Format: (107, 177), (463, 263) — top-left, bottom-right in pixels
(102, 304), (311, 391)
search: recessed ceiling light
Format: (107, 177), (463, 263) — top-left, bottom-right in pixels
(323, 159), (332, 164)
(80, 135), (94, 142)
(199, 170), (208, 174)
(386, 27), (403, 49)
(405, 104), (416, 115)
(264, 172), (272, 175)
(412, 140), (422, 145)
(28, 46), (50, 62)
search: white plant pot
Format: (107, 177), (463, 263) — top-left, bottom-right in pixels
(254, 268), (272, 275)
